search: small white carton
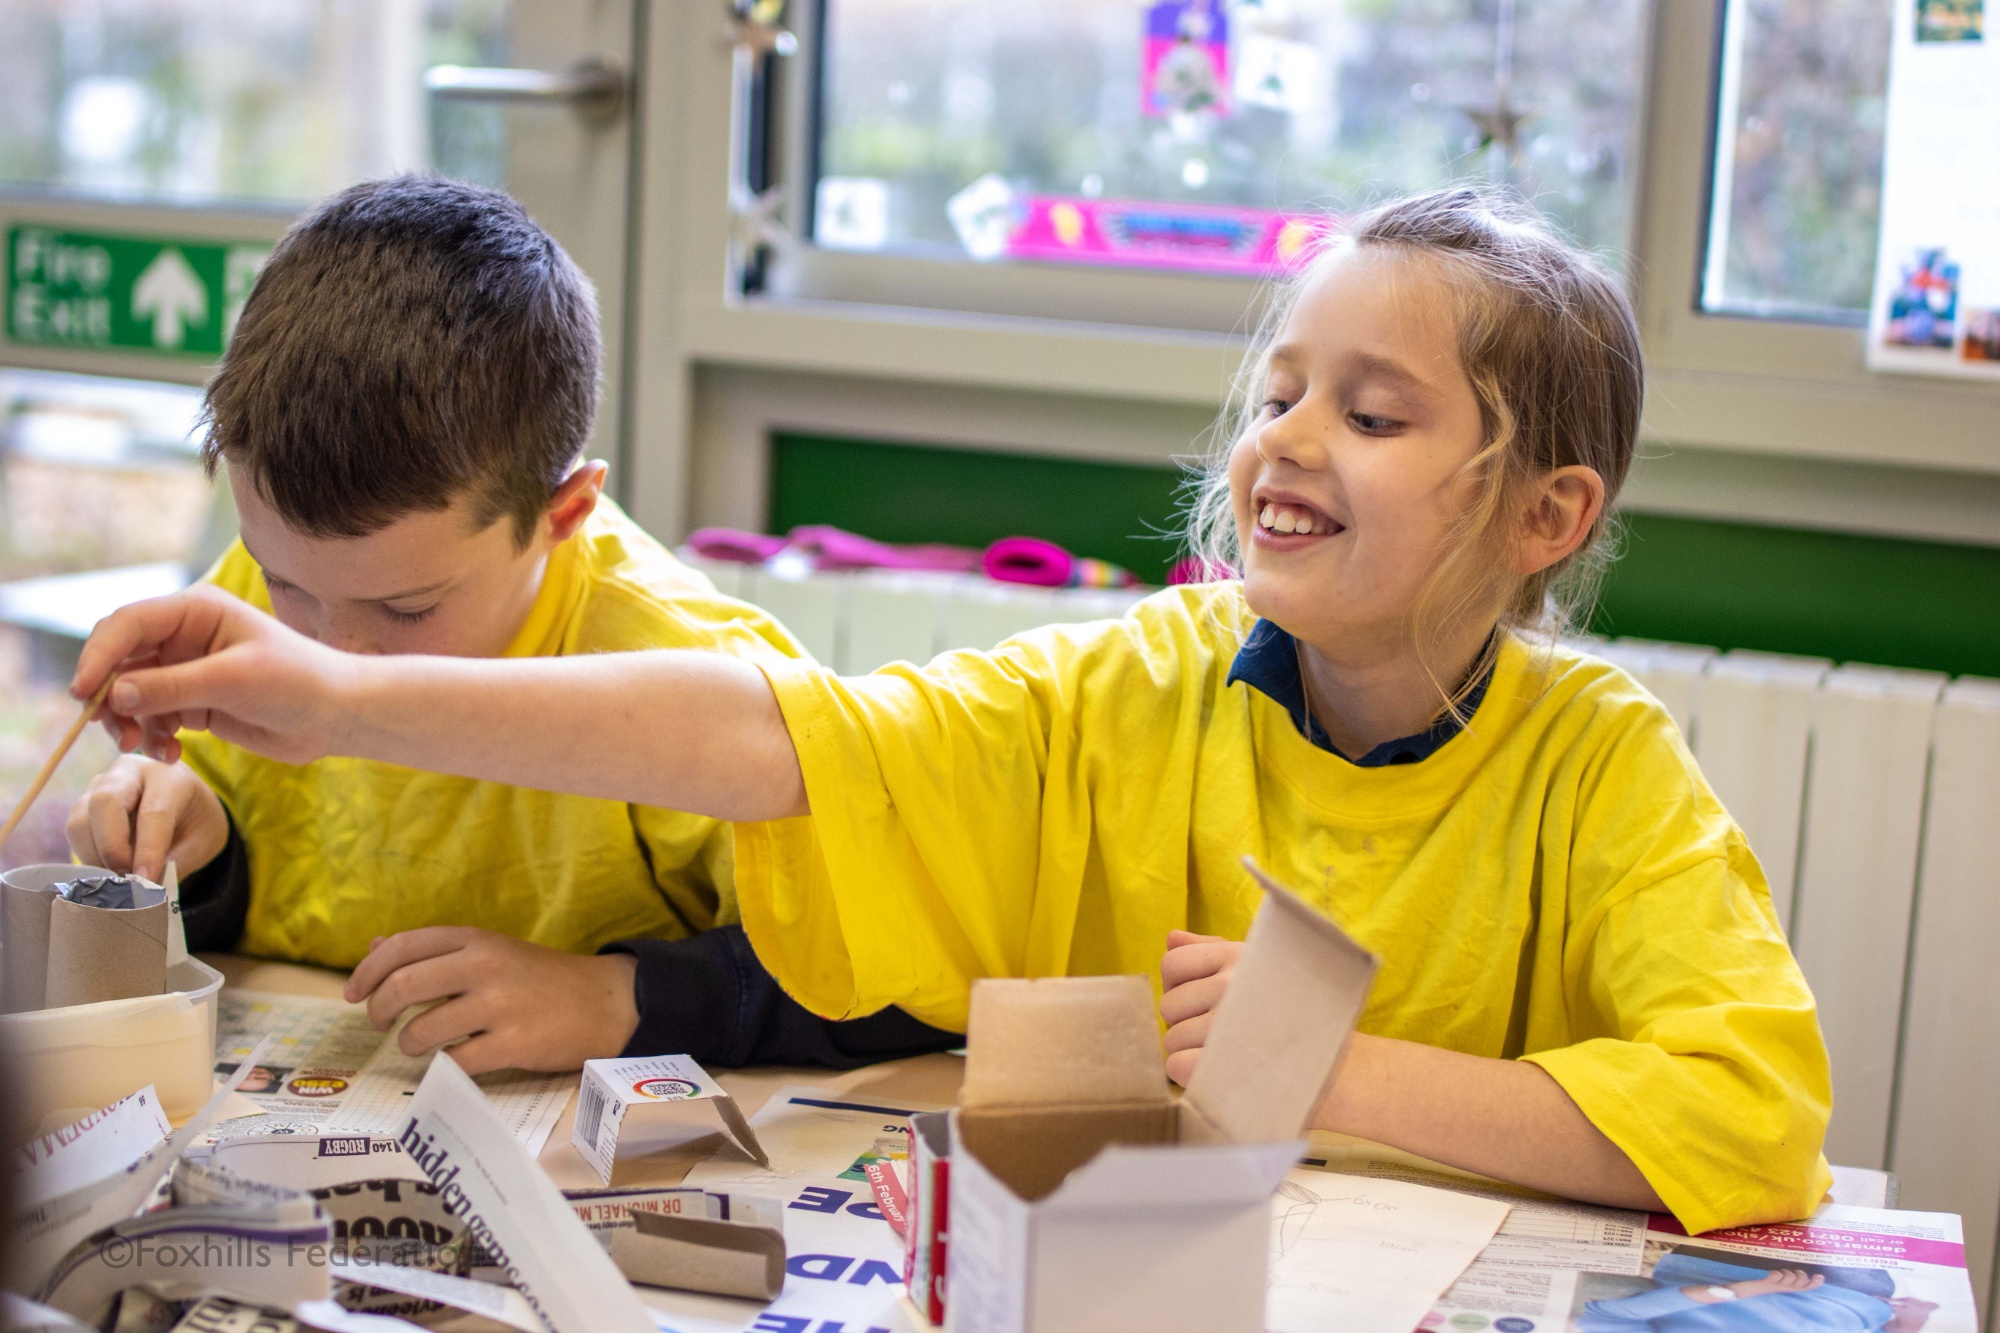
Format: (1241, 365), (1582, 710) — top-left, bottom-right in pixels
(945, 865), (1377, 1333)
(572, 1054), (768, 1184)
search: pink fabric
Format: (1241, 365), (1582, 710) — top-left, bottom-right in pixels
(984, 536), (1140, 589)
(686, 528), (788, 564)
(982, 536), (1075, 587)
(1168, 555), (1236, 585)
(784, 525), (982, 573)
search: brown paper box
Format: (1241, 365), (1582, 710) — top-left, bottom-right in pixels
(607, 1209), (787, 1301)
(945, 864), (1378, 1333)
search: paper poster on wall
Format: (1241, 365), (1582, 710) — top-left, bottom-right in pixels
(1867, 0), (2000, 378)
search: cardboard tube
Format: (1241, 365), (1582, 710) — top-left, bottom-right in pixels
(609, 1211), (787, 1301)
(2, 876), (58, 1013)
(43, 878), (169, 1009)
(1, 864), (123, 1014)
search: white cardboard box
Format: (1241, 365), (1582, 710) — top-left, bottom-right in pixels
(944, 866), (1377, 1333)
(572, 1054), (768, 1184)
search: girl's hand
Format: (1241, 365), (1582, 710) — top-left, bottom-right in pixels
(1160, 928), (1243, 1085)
(65, 756), (229, 883)
(72, 585), (360, 767)
(342, 927), (639, 1074)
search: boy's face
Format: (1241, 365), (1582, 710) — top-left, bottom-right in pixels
(228, 462), (605, 658)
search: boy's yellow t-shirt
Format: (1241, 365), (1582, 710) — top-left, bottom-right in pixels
(735, 581), (1833, 1234)
(182, 499), (803, 967)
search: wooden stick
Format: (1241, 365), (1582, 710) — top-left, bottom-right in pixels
(0, 672), (120, 859)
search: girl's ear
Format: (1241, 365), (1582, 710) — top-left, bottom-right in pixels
(1512, 464), (1605, 577)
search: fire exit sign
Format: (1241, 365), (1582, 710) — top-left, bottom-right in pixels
(5, 225), (271, 358)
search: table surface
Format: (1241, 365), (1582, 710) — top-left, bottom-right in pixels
(207, 953), (968, 1192)
(207, 953), (1894, 1210)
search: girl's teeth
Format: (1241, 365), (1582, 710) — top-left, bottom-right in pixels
(1260, 502), (1327, 535)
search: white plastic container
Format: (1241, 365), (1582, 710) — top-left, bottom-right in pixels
(0, 863), (223, 1128)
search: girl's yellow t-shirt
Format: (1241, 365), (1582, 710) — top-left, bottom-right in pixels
(182, 499), (804, 967)
(736, 581), (1833, 1234)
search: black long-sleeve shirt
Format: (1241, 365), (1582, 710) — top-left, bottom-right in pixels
(181, 816), (960, 1069)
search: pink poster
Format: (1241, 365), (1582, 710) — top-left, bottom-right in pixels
(1144, 0), (1230, 116)
(1006, 195), (1336, 276)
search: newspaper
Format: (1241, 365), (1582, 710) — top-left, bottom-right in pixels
(1569, 1205), (1981, 1333)
(8, 1042), (271, 1298)
(1310, 1153), (1648, 1331)
(13, 1086), (171, 1211)
(212, 990), (570, 1153)
(396, 1050), (656, 1333)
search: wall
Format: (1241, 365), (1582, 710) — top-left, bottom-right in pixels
(768, 432), (2000, 680)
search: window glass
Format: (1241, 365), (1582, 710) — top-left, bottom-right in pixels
(0, 368), (209, 872)
(0, 0), (510, 208)
(812, 0), (1645, 276)
(1701, 0), (1894, 323)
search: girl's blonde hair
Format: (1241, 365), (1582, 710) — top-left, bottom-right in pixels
(1185, 186), (1644, 715)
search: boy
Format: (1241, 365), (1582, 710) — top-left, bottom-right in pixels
(65, 175), (953, 1074)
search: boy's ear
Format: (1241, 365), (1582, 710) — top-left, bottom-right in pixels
(1512, 465), (1605, 577)
(545, 461), (608, 544)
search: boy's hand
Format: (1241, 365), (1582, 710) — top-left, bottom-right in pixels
(65, 756), (229, 883)
(71, 586), (357, 767)
(1160, 928), (1244, 1085)
(343, 927), (640, 1075)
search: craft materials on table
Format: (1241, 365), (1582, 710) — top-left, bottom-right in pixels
(2, 866), (176, 1013)
(1313, 1147), (1647, 1328)
(2, 861), (224, 1130)
(208, 990), (570, 1152)
(1266, 1166), (1511, 1333)
(667, 1085), (946, 1333)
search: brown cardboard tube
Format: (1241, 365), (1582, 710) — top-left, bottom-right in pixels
(43, 880), (169, 1009)
(609, 1211), (787, 1301)
(2, 876), (58, 1012)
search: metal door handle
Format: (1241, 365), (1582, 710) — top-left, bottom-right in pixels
(423, 57), (626, 123)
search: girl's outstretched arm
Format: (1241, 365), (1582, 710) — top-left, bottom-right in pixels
(72, 586), (807, 821)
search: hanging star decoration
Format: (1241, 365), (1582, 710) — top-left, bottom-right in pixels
(1460, 83), (1529, 160)
(727, 0), (798, 57)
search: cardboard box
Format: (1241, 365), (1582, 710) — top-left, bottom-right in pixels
(904, 1110), (950, 1325)
(944, 866), (1376, 1333)
(572, 1054), (768, 1184)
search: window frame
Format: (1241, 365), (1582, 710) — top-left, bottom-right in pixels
(1631, 0), (2000, 474)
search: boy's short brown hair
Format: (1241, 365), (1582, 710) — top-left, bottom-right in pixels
(203, 174), (599, 546)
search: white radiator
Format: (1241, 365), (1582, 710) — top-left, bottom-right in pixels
(692, 556), (2000, 1319)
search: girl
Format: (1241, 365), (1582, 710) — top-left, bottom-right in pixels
(79, 187), (1831, 1233)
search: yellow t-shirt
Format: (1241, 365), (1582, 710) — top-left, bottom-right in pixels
(182, 499), (804, 967)
(736, 581), (1832, 1233)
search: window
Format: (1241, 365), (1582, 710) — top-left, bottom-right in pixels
(0, 367), (207, 580)
(0, 0), (510, 209)
(809, 0), (1646, 277)
(1700, 0), (1895, 324)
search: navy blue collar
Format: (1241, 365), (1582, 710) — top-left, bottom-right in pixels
(1225, 619), (1494, 766)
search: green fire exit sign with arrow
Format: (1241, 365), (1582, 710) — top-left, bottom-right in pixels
(5, 225), (271, 358)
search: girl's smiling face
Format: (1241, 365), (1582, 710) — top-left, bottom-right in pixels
(1228, 244), (1489, 660)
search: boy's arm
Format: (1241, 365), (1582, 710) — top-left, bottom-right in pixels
(175, 812), (251, 952)
(74, 587), (807, 821)
(603, 926), (962, 1068)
